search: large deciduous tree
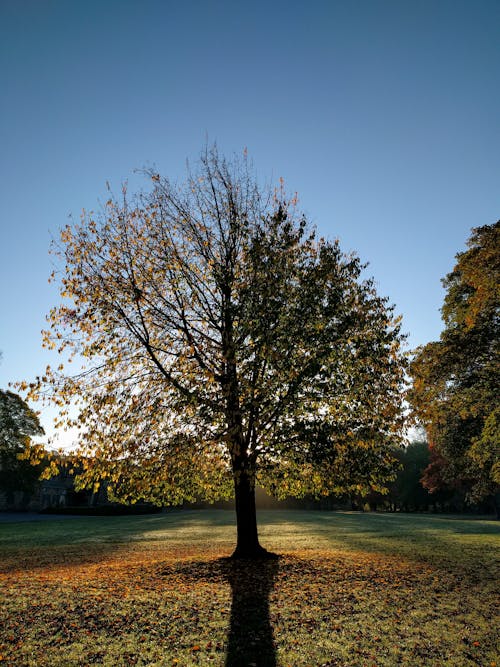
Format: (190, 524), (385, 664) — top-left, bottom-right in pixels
(25, 147), (406, 556)
(409, 221), (499, 512)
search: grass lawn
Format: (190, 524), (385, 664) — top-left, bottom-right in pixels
(0, 510), (498, 666)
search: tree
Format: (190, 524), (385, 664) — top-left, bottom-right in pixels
(24, 147), (406, 556)
(364, 440), (433, 512)
(408, 221), (499, 512)
(0, 389), (44, 497)
(383, 440), (431, 511)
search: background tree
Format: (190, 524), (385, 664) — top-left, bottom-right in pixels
(0, 389), (44, 498)
(363, 439), (433, 512)
(386, 440), (432, 511)
(23, 147), (407, 556)
(409, 221), (499, 513)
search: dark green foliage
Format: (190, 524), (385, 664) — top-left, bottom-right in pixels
(389, 441), (432, 511)
(0, 390), (44, 495)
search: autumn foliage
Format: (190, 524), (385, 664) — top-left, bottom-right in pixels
(22, 146), (407, 555)
(409, 221), (499, 505)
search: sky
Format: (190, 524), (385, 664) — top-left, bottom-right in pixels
(1, 0), (499, 444)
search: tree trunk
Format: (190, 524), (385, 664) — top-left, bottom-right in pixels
(231, 462), (272, 559)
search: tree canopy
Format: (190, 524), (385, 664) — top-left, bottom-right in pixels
(0, 389), (44, 494)
(408, 221), (499, 506)
(389, 440), (433, 512)
(23, 147), (407, 555)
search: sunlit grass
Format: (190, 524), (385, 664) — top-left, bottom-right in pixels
(0, 510), (498, 666)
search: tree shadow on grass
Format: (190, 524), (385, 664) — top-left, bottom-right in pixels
(224, 558), (279, 667)
(160, 556), (280, 667)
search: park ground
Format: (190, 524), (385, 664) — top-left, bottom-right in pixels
(0, 510), (498, 666)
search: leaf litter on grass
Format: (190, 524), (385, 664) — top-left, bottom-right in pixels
(1, 535), (498, 667)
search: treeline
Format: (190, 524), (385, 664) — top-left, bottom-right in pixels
(190, 441), (495, 515)
(364, 441), (494, 514)
(1, 438), (496, 515)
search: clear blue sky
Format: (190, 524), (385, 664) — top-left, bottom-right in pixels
(1, 0), (499, 442)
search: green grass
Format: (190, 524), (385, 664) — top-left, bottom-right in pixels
(0, 510), (498, 666)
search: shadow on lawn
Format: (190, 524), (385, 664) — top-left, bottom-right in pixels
(266, 510), (500, 574)
(225, 558), (279, 667)
(0, 510), (237, 573)
(161, 557), (279, 667)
